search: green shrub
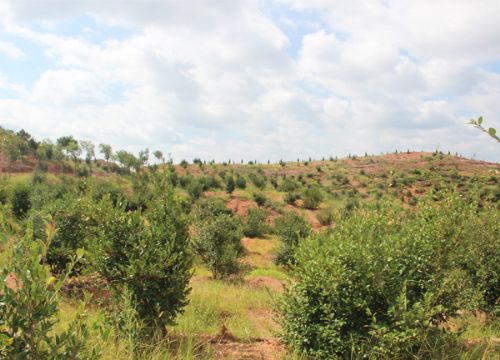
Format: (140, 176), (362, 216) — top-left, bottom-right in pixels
(0, 176), (9, 204)
(279, 179), (300, 193)
(191, 212), (244, 279)
(235, 175), (246, 189)
(191, 198), (243, 278)
(92, 185), (192, 330)
(270, 177), (278, 189)
(284, 191), (299, 205)
(0, 222), (98, 358)
(243, 208), (268, 238)
(91, 180), (127, 206)
(191, 197), (232, 222)
(36, 161), (49, 172)
(187, 179), (203, 200)
(226, 176), (235, 194)
(274, 212), (311, 266)
(278, 193), (499, 358)
(316, 209), (334, 226)
(419, 193), (499, 312)
(178, 173), (192, 188)
(31, 170), (47, 185)
(45, 195), (99, 274)
(302, 185), (323, 210)
(76, 165), (90, 177)
(11, 182), (31, 219)
(342, 198), (359, 218)
(252, 192), (267, 207)
(248, 172), (266, 189)
(199, 175), (221, 190)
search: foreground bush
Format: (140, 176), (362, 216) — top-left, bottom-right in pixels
(278, 193), (499, 359)
(92, 185), (192, 331)
(0, 221), (98, 358)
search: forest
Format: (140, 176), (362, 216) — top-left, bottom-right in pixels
(0, 126), (499, 359)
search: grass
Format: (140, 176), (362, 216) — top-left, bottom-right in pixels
(174, 279), (278, 340)
(58, 300), (214, 359)
(245, 268), (288, 281)
(241, 236), (288, 281)
(242, 237), (279, 264)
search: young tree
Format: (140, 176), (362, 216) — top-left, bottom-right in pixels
(153, 150), (164, 163)
(16, 129), (38, 150)
(56, 136), (81, 174)
(99, 143), (113, 165)
(115, 150), (139, 173)
(79, 140), (95, 168)
(138, 148), (149, 169)
(1, 135), (22, 174)
(36, 140), (55, 161)
(226, 176), (235, 195)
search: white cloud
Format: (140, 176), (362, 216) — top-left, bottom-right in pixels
(0, 40), (23, 58)
(31, 69), (106, 106)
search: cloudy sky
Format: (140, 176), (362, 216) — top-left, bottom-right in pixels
(0, 0), (499, 162)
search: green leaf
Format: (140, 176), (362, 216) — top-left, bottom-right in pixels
(76, 248), (85, 259)
(488, 127), (496, 137)
(46, 276), (56, 287)
(478, 116), (483, 125)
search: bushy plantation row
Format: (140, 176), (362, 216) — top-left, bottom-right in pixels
(279, 193), (499, 358)
(0, 127), (498, 358)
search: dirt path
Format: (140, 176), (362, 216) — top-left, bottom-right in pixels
(207, 325), (284, 360)
(211, 339), (284, 360)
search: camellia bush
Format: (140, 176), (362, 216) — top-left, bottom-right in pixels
(243, 207), (268, 238)
(191, 212), (244, 279)
(11, 182), (31, 219)
(0, 219), (98, 359)
(92, 179), (192, 332)
(302, 185), (324, 210)
(190, 198), (244, 279)
(278, 192), (499, 359)
(44, 195), (99, 274)
(274, 211), (311, 266)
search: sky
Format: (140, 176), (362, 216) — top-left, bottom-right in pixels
(0, 0), (499, 163)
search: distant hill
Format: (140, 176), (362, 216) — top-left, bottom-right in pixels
(1, 126), (498, 213)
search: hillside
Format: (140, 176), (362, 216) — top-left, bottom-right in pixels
(1, 127), (499, 359)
